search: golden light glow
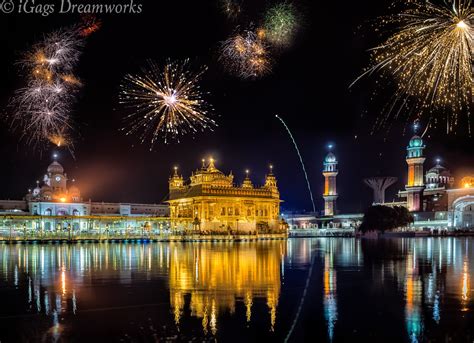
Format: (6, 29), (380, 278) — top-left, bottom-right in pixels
(169, 241), (284, 333)
(461, 176), (474, 188)
(457, 20), (468, 29)
(60, 197), (66, 203)
(168, 160), (283, 234)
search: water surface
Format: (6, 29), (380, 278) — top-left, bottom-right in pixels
(0, 238), (472, 342)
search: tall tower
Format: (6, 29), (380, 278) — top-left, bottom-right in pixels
(323, 152), (338, 216)
(405, 135), (426, 211)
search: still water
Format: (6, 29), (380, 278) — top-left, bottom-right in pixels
(0, 238), (472, 342)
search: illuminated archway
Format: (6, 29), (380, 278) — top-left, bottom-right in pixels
(452, 196), (474, 229)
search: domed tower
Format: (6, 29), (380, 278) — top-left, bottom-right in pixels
(169, 166), (185, 191)
(242, 170), (254, 189)
(425, 160), (454, 189)
(323, 152), (338, 216)
(264, 165), (280, 198)
(405, 135), (426, 211)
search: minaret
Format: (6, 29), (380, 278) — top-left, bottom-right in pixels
(323, 150), (338, 216)
(405, 134), (426, 211)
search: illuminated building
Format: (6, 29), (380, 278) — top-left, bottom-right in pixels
(287, 135), (473, 231)
(389, 134), (474, 229)
(167, 159), (283, 233)
(322, 152), (338, 216)
(0, 158), (169, 218)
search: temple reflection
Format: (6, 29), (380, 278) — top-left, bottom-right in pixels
(168, 241), (285, 334)
(0, 238), (472, 341)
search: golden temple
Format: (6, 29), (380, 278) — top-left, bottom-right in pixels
(167, 159), (285, 234)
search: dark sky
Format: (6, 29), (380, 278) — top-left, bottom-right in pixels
(0, 0), (472, 213)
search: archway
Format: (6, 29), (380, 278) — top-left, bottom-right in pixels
(452, 196), (474, 229)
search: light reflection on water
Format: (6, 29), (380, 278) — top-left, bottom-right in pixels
(0, 238), (472, 342)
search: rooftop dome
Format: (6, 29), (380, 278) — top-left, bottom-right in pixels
(325, 152), (337, 163)
(47, 161), (64, 174)
(409, 135), (423, 148)
(427, 164), (446, 174)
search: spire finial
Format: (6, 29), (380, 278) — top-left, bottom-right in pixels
(201, 158), (206, 169)
(208, 157), (216, 170)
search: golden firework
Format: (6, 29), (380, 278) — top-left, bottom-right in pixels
(119, 59), (216, 147)
(354, 0), (473, 133)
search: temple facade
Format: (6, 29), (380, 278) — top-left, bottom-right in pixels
(167, 159), (283, 233)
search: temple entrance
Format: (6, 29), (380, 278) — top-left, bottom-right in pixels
(451, 196), (474, 229)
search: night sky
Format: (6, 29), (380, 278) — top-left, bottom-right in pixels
(0, 0), (472, 213)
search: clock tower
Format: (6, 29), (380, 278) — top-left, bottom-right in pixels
(45, 161), (68, 192)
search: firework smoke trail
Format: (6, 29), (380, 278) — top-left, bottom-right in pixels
(275, 114), (316, 213)
(119, 59), (216, 148)
(351, 0), (473, 134)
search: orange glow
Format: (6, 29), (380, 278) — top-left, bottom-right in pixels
(461, 176), (474, 188)
(60, 197), (66, 203)
(407, 165), (415, 186)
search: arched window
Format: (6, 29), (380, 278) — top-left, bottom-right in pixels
(44, 208), (52, 216)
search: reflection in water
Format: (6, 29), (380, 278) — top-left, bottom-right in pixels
(323, 249), (337, 342)
(462, 259), (470, 310)
(0, 238), (472, 342)
(405, 252), (423, 342)
(168, 242), (285, 334)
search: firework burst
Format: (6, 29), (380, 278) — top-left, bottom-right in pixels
(219, 30), (272, 79)
(119, 59), (216, 147)
(220, 0), (242, 20)
(7, 26), (89, 147)
(353, 0), (473, 133)
(263, 3), (299, 47)
(48, 130), (73, 148)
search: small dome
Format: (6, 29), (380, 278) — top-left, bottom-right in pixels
(409, 135), (423, 148)
(325, 152), (337, 163)
(427, 164), (446, 174)
(47, 161), (64, 174)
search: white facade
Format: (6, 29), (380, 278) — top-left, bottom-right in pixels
(0, 160), (169, 218)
